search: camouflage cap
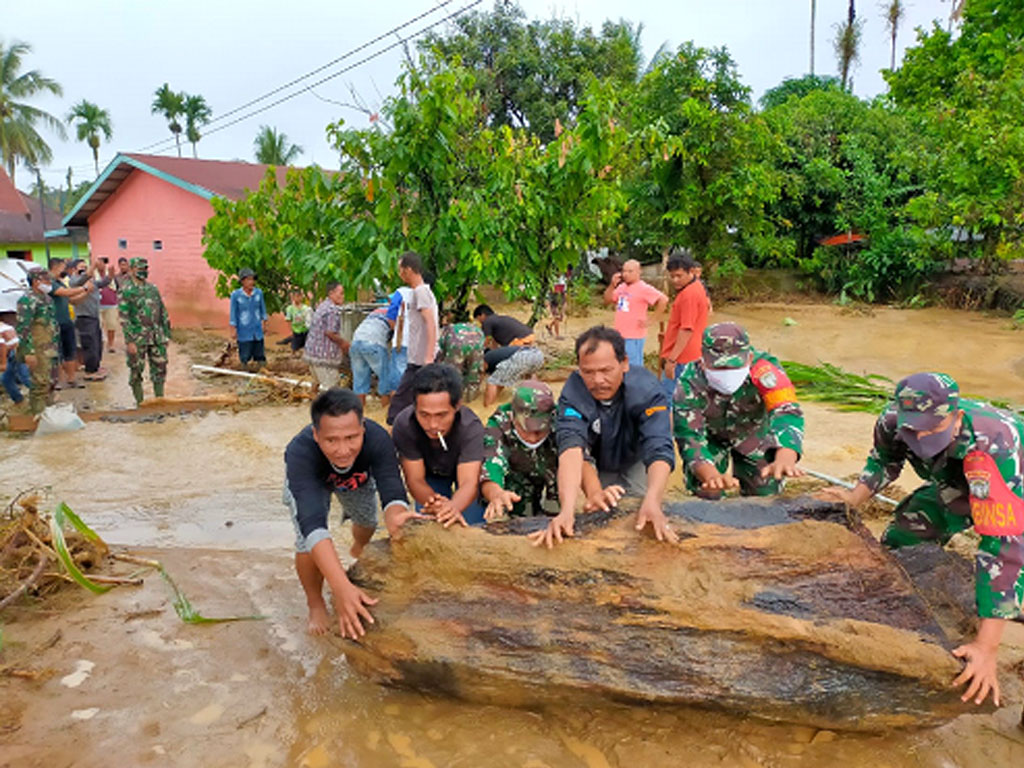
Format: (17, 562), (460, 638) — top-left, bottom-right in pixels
(511, 380), (555, 433)
(129, 257), (149, 269)
(894, 372), (960, 431)
(702, 322), (752, 369)
(25, 265), (48, 284)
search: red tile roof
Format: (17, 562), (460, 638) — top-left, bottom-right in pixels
(123, 153), (289, 200)
(0, 167), (39, 243)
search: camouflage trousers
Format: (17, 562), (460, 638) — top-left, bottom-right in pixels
(127, 341), (168, 387)
(882, 483), (1024, 620)
(443, 348), (485, 402)
(22, 349), (56, 415)
(684, 439), (781, 497)
(502, 476), (558, 517)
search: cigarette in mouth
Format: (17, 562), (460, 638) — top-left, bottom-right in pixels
(437, 432), (448, 451)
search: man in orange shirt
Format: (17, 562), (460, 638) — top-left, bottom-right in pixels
(660, 254), (710, 397)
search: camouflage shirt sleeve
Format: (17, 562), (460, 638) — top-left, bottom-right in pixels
(481, 408), (510, 487)
(857, 403), (906, 493)
(14, 296), (35, 355)
(118, 285), (142, 346)
(672, 363), (715, 467)
(157, 287), (171, 339)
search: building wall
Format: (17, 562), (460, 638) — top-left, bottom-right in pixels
(86, 170), (228, 329)
(3, 241), (87, 263)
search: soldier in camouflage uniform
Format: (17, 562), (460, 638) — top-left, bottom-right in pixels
(438, 322), (485, 402)
(480, 380), (559, 520)
(119, 257), (171, 405)
(673, 322), (804, 497)
(822, 372), (1024, 707)
(14, 267), (59, 415)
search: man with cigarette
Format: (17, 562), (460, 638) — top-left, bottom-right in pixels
(391, 363), (486, 526)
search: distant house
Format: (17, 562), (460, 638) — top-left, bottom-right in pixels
(62, 153), (290, 329)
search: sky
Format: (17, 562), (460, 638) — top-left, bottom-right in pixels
(7, 0), (955, 195)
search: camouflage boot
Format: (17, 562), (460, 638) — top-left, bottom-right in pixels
(153, 381), (165, 398)
(131, 381), (144, 406)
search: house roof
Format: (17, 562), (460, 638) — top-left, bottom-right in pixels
(62, 153), (293, 228)
(0, 167), (70, 244)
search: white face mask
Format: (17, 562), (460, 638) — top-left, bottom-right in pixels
(514, 429), (549, 450)
(705, 364), (751, 395)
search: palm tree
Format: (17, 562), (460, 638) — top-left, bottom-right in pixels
(151, 83), (185, 157)
(833, 0), (863, 91)
(0, 39), (65, 183)
(810, 0), (816, 75)
(66, 100), (113, 177)
(882, 1), (905, 70)
(253, 126), (303, 165)
(182, 94), (212, 158)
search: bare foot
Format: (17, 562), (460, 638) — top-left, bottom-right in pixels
(307, 600), (330, 636)
(349, 541), (364, 559)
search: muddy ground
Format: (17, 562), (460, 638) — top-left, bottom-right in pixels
(1, 300), (1024, 767)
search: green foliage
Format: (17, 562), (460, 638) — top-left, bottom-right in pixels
(182, 94), (212, 158)
(253, 125), (303, 165)
(151, 83), (185, 157)
(0, 38), (65, 182)
(66, 100), (112, 176)
(783, 360), (893, 412)
(759, 74), (842, 110)
(418, 1), (641, 143)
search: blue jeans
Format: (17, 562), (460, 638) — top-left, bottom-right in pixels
(387, 346), (408, 392)
(624, 337), (645, 370)
(419, 474), (485, 526)
(2, 350), (29, 403)
(350, 340), (391, 395)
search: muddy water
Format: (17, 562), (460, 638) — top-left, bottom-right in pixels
(3, 302), (1024, 767)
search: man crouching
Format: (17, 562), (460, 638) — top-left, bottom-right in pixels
(284, 388), (422, 638)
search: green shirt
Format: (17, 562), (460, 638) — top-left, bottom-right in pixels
(285, 303), (312, 334)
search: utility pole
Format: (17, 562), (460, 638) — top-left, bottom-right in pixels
(32, 166), (51, 262)
(810, 0), (816, 75)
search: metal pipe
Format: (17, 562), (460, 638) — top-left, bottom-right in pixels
(191, 364), (313, 389)
(803, 467), (900, 507)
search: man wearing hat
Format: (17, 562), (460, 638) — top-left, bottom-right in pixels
(480, 380), (559, 519)
(229, 267), (267, 369)
(820, 372), (1024, 708)
(119, 258), (171, 405)
(14, 267), (59, 414)
(673, 322), (804, 497)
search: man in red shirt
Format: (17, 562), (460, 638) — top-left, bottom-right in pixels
(660, 254), (710, 396)
(604, 259), (668, 370)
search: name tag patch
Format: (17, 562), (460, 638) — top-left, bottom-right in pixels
(965, 450), (1024, 536)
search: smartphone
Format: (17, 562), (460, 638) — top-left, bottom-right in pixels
(101, 257), (109, 264)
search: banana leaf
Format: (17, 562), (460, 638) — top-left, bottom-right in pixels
(50, 502), (113, 594)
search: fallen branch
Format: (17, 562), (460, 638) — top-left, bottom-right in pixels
(191, 364), (313, 389)
(0, 553), (47, 612)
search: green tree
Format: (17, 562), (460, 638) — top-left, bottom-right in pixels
(66, 99), (113, 177)
(151, 83), (185, 157)
(253, 125), (303, 165)
(620, 43), (780, 272)
(885, 0), (1024, 260)
(759, 74), (842, 110)
(0, 39), (65, 183)
(182, 94), (211, 158)
(419, 1), (642, 142)
(833, 0), (863, 91)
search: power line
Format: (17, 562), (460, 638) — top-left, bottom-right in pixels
(136, 0), (476, 155)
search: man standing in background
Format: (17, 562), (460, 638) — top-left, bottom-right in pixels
(229, 268), (267, 369)
(386, 252), (438, 424)
(304, 283), (349, 392)
(69, 258), (112, 381)
(605, 259), (668, 371)
(660, 253), (710, 396)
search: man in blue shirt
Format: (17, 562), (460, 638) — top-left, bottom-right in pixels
(229, 267), (267, 368)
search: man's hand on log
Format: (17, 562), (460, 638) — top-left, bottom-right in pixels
(485, 489), (520, 521)
(760, 448), (804, 481)
(694, 463), (740, 492)
(952, 641), (1001, 706)
(583, 484), (625, 513)
(333, 582), (378, 640)
(529, 511), (574, 548)
(635, 499), (679, 543)
(428, 496), (468, 529)
(384, 504), (429, 538)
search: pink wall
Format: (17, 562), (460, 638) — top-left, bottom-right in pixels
(87, 170), (228, 328)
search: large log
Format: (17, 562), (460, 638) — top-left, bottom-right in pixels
(343, 496), (992, 731)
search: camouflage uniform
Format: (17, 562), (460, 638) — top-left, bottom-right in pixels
(859, 373), (1024, 621)
(481, 381), (558, 516)
(14, 273), (59, 414)
(439, 323), (485, 402)
(119, 258), (171, 405)
(673, 323), (804, 496)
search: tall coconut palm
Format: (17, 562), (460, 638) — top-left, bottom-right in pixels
(882, 1), (905, 70)
(253, 125), (302, 165)
(833, 0), (863, 91)
(151, 83), (185, 157)
(810, 0), (817, 74)
(66, 99), (113, 177)
(0, 39), (65, 183)
(182, 93), (212, 158)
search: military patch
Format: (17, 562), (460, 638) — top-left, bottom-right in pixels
(965, 450), (1024, 537)
(758, 370), (777, 389)
(564, 406), (584, 420)
(591, 418), (602, 435)
(645, 405), (667, 417)
(750, 359), (797, 411)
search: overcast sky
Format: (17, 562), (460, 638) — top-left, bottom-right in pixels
(8, 1), (953, 193)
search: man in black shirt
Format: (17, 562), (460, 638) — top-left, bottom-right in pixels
(284, 388), (420, 638)
(472, 304), (545, 407)
(530, 326), (678, 548)
(392, 363), (487, 526)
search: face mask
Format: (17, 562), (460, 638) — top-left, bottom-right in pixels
(136, 270), (148, 280)
(705, 364), (750, 395)
(515, 429), (549, 451)
(900, 422), (956, 459)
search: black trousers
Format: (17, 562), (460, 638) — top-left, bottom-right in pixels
(75, 315), (103, 373)
(386, 363), (421, 425)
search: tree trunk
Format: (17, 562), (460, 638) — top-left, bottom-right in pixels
(810, 0), (816, 75)
(344, 496), (991, 730)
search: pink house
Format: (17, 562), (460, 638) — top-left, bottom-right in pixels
(63, 153), (289, 329)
